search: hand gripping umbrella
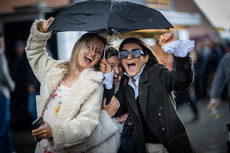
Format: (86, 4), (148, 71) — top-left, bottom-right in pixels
(49, 0), (173, 35)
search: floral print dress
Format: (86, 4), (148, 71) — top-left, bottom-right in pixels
(35, 84), (70, 153)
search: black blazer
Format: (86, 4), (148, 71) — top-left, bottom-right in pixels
(115, 55), (196, 153)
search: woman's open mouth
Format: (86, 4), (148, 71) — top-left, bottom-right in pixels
(127, 62), (136, 71)
(113, 75), (119, 83)
(84, 56), (93, 65)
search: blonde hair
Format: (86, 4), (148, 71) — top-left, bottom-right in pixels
(58, 33), (107, 79)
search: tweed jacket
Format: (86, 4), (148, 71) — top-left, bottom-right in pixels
(0, 52), (14, 99)
(116, 55), (196, 153)
(26, 20), (104, 152)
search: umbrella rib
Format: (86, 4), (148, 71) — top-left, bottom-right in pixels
(107, 1), (114, 33)
(103, 1), (114, 59)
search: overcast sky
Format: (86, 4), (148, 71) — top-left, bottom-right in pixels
(194, 0), (230, 30)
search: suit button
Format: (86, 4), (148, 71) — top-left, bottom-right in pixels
(168, 142), (170, 146)
(158, 113), (162, 117)
(162, 127), (165, 131)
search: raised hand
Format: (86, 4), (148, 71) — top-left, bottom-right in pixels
(99, 59), (112, 74)
(159, 33), (178, 47)
(39, 17), (55, 33)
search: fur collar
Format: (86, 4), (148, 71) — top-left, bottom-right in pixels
(57, 68), (103, 120)
(39, 66), (103, 119)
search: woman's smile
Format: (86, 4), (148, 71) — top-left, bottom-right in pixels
(84, 55), (94, 65)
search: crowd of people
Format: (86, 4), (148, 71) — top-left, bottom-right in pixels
(0, 16), (230, 153)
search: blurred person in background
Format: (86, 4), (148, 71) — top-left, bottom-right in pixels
(174, 86), (199, 123)
(224, 42), (230, 54)
(207, 52), (230, 111)
(0, 33), (16, 153)
(207, 42), (223, 76)
(194, 41), (211, 100)
(206, 42), (224, 96)
(27, 68), (40, 120)
(10, 39), (31, 129)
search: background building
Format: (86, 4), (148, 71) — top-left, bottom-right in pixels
(0, 0), (222, 61)
(0, 0), (69, 60)
(130, 0), (221, 41)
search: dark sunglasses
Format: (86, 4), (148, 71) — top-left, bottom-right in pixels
(118, 49), (144, 59)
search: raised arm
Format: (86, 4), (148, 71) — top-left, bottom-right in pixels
(25, 17), (57, 82)
(159, 33), (194, 91)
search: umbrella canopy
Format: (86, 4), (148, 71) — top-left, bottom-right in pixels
(49, 0), (173, 35)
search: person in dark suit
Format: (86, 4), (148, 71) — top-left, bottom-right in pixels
(109, 33), (196, 153)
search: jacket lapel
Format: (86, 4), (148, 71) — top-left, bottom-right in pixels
(124, 85), (139, 116)
(125, 65), (149, 120)
(138, 70), (149, 119)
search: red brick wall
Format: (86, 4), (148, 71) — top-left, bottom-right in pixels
(0, 0), (70, 14)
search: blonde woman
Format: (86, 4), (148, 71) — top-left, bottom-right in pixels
(26, 17), (113, 153)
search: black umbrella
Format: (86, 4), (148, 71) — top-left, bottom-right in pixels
(49, 0), (173, 35)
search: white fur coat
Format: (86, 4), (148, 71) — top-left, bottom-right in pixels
(26, 20), (118, 152)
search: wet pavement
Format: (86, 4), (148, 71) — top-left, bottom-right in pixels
(177, 100), (229, 153)
(11, 99), (229, 153)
